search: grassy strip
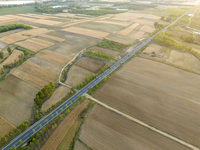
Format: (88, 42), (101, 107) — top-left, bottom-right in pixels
(96, 39), (128, 52)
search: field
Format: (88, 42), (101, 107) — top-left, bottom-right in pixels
(35, 50), (71, 67)
(0, 74), (39, 126)
(15, 38), (55, 52)
(28, 57), (62, 75)
(65, 65), (92, 87)
(89, 46), (119, 56)
(106, 33), (134, 45)
(47, 32), (100, 58)
(74, 140), (88, 150)
(79, 104), (191, 150)
(75, 21), (123, 33)
(0, 5), (35, 15)
(56, 117), (82, 150)
(118, 23), (139, 36)
(75, 57), (105, 73)
(0, 116), (15, 138)
(167, 50), (200, 73)
(11, 61), (58, 89)
(140, 25), (155, 33)
(0, 28), (52, 44)
(62, 27), (109, 39)
(0, 50), (23, 69)
(42, 86), (70, 111)
(94, 57), (200, 147)
(95, 20), (130, 27)
(41, 100), (89, 150)
(143, 43), (163, 54)
(39, 34), (65, 42)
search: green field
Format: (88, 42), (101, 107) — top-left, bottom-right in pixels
(0, 5), (36, 15)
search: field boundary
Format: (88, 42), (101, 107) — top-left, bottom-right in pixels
(0, 116), (16, 128)
(85, 94), (200, 150)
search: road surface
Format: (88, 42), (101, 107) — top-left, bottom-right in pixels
(3, 8), (197, 150)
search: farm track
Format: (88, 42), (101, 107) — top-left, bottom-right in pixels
(86, 94), (199, 150)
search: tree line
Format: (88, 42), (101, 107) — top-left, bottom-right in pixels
(69, 9), (125, 16)
(96, 39), (127, 52)
(0, 24), (32, 33)
(76, 73), (96, 90)
(84, 50), (114, 62)
(34, 82), (55, 106)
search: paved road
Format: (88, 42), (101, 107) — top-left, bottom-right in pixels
(2, 8), (195, 150)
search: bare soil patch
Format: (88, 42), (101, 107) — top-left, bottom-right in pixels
(41, 100), (89, 150)
(0, 116), (15, 138)
(0, 74), (39, 126)
(167, 50), (200, 73)
(79, 104), (191, 150)
(39, 34), (65, 42)
(28, 57), (62, 75)
(47, 32), (100, 58)
(62, 27), (109, 39)
(0, 28), (52, 44)
(130, 30), (146, 39)
(16, 38), (54, 52)
(143, 43), (163, 54)
(11, 61), (58, 89)
(75, 57), (105, 73)
(74, 141), (88, 150)
(35, 50), (71, 67)
(95, 20), (129, 27)
(95, 57), (200, 147)
(89, 46), (119, 56)
(140, 25), (155, 33)
(42, 86), (70, 111)
(118, 23), (139, 36)
(106, 33), (134, 45)
(65, 65), (92, 87)
(0, 50), (23, 69)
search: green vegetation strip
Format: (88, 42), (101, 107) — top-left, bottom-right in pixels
(0, 24), (32, 33)
(96, 39), (128, 52)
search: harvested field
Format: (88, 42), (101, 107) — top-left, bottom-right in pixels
(75, 57), (105, 73)
(11, 61), (58, 89)
(65, 65), (92, 87)
(79, 104), (191, 150)
(143, 43), (163, 54)
(0, 50), (23, 69)
(16, 38), (54, 52)
(35, 50), (71, 67)
(74, 140), (88, 150)
(75, 22), (123, 33)
(42, 86), (70, 111)
(41, 100), (89, 150)
(89, 46), (119, 56)
(62, 27), (109, 39)
(106, 33), (134, 45)
(39, 34), (65, 42)
(61, 18), (93, 28)
(0, 29), (24, 38)
(95, 20), (129, 27)
(95, 57), (200, 147)
(56, 117), (82, 150)
(130, 30), (146, 39)
(47, 32), (100, 58)
(0, 116), (15, 137)
(0, 28), (53, 44)
(28, 57), (62, 74)
(167, 50), (200, 73)
(118, 23), (139, 36)
(0, 74), (39, 126)
(112, 12), (160, 22)
(140, 25), (155, 33)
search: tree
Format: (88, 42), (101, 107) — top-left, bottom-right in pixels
(0, 51), (4, 59)
(154, 22), (159, 28)
(161, 16), (165, 20)
(19, 139), (23, 146)
(33, 129), (35, 133)
(7, 47), (12, 55)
